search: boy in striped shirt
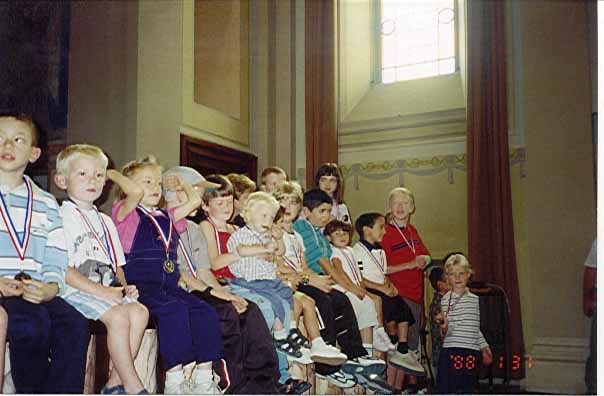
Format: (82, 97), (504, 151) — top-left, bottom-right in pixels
(0, 113), (90, 393)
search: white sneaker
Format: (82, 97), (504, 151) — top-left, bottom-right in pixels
(316, 369), (357, 388)
(309, 343), (348, 366)
(189, 381), (223, 394)
(388, 350), (425, 376)
(373, 327), (396, 352)
(164, 381), (187, 394)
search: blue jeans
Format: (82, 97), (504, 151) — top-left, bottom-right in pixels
(4, 297), (90, 393)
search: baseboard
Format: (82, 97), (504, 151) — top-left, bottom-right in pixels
(525, 337), (590, 394)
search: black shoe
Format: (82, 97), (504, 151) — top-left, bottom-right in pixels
(279, 378), (312, 394)
(353, 372), (395, 394)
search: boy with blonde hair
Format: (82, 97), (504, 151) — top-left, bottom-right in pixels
(0, 113), (90, 393)
(260, 167), (288, 194)
(54, 144), (150, 394)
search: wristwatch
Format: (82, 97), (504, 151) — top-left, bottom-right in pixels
(300, 275), (310, 286)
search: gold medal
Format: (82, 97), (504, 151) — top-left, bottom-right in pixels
(163, 259), (175, 273)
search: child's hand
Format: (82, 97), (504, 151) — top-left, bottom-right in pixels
(440, 314), (449, 335)
(353, 287), (367, 300)
(0, 278), (24, 297)
(310, 275), (333, 293)
(482, 346), (493, 366)
(271, 226), (284, 241)
(414, 256), (427, 270)
(106, 169), (121, 182)
(102, 286), (125, 305)
(264, 241), (278, 254)
(434, 312), (445, 325)
(163, 174), (182, 192)
(124, 285), (139, 299)
(385, 283), (398, 297)
(21, 279), (59, 304)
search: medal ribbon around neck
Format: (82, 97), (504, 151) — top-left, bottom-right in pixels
(391, 221), (416, 255)
(0, 177), (33, 261)
(339, 248), (362, 285)
(138, 205), (173, 258)
(358, 243), (385, 274)
(176, 228), (197, 279)
(73, 205), (119, 273)
(208, 218), (223, 255)
(445, 289), (467, 318)
(282, 234), (302, 272)
(306, 219), (327, 256)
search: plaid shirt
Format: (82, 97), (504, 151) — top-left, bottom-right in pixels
(227, 226), (277, 281)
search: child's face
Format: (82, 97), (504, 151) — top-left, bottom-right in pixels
(58, 155), (106, 205)
(389, 192), (415, 222)
(364, 216), (386, 243)
(203, 195), (234, 222)
(327, 229), (350, 248)
(280, 195), (302, 223)
(263, 172), (286, 193)
(446, 265), (470, 291)
(304, 202), (332, 228)
(318, 175), (338, 197)
(246, 202), (276, 234)
(0, 118), (41, 175)
(132, 166), (163, 208)
(234, 190), (251, 214)
(437, 279), (450, 294)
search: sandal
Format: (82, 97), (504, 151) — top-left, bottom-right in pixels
(100, 384), (125, 395)
(275, 338), (302, 358)
(279, 378), (312, 395)
(287, 328), (311, 349)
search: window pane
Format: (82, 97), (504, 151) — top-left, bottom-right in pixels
(381, 0), (456, 83)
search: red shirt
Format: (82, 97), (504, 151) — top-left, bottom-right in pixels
(381, 223), (430, 304)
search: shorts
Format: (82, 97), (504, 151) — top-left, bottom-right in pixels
(333, 285), (378, 330)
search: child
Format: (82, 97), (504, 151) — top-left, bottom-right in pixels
(0, 113), (90, 393)
(323, 220), (395, 354)
(428, 262), (451, 377)
(199, 176), (310, 394)
(260, 166), (288, 194)
(294, 188), (392, 394)
(163, 166), (282, 394)
(315, 163), (351, 224)
(352, 212), (426, 383)
(226, 173), (256, 228)
(272, 206), (348, 366)
(436, 254), (492, 394)
(54, 144), (149, 394)
(381, 188), (430, 354)
(111, 155), (224, 394)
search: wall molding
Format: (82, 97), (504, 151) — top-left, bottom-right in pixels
(525, 336), (589, 394)
(341, 148), (526, 189)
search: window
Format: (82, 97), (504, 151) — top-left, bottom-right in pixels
(380, 0), (457, 83)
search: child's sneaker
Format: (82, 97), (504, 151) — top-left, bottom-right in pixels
(309, 343), (348, 366)
(164, 381), (187, 395)
(274, 337), (303, 358)
(316, 369), (357, 388)
(373, 327), (396, 351)
(188, 381), (223, 394)
(388, 350), (426, 376)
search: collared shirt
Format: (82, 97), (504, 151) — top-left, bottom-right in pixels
(60, 200), (126, 297)
(177, 220), (211, 277)
(227, 225), (276, 281)
(293, 219), (332, 274)
(0, 176), (67, 294)
(353, 240), (387, 284)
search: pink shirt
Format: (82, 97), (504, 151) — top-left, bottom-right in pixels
(111, 200), (187, 253)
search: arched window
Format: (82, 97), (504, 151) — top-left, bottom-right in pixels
(379, 0), (457, 83)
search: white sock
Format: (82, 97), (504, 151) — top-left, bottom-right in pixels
(311, 337), (325, 348)
(290, 321), (298, 330)
(274, 328), (288, 340)
(193, 362), (213, 384)
(363, 343), (374, 356)
(165, 369), (185, 385)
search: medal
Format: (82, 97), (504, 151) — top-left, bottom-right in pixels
(73, 204), (119, 273)
(0, 177), (33, 279)
(391, 221), (416, 254)
(163, 258), (175, 273)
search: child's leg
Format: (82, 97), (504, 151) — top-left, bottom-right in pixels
(367, 292), (384, 324)
(299, 294), (321, 340)
(0, 306), (7, 393)
(126, 302), (149, 360)
(293, 294), (303, 328)
(99, 305), (145, 393)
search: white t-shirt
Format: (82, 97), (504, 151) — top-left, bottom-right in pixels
(331, 245), (363, 286)
(60, 201), (126, 296)
(352, 242), (387, 285)
(331, 202), (351, 224)
(282, 231), (305, 273)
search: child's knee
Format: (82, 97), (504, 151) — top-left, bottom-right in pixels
(0, 306), (8, 327)
(301, 295), (316, 310)
(131, 302), (149, 323)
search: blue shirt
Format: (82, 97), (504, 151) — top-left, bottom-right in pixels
(293, 219), (332, 274)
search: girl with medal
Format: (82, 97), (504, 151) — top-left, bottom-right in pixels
(54, 144), (149, 394)
(314, 163), (352, 224)
(324, 219), (396, 355)
(112, 155), (224, 395)
(352, 212), (425, 387)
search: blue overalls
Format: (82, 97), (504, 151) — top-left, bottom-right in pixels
(123, 208), (223, 369)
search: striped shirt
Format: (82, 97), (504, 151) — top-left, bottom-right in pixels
(281, 231), (305, 273)
(441, 290), (488, 351)
(353, 241), (387, 285)
(293, 219), (332, 275)
(0, 176), (67, 294)
(227, 225), (276, 281)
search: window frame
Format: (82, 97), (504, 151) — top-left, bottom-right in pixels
(373, 0), (460, 85)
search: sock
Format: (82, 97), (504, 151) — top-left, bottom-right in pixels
(193, 362), (213, 384)
(389, 334), (398, 345)
(274, 328), (288, 340)
(290, 321), (298, 330)
(397, 342), (409, 354)
(363, 343), (373, 356)
(311, 337), (325, 348)
(165, 370), (185, 385)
